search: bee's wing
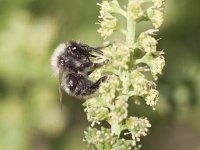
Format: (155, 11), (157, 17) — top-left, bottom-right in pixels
(87, 43), (113, 57)
(58, 66), (64, 108)
(70, 41), (111, 58)
(74, 41), (104, 55)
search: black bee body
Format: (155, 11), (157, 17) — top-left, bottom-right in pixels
(51, 41), (108, 99)
(63, 73), (107, 98)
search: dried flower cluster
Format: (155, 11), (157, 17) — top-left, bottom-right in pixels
(84, 0), (165, 149)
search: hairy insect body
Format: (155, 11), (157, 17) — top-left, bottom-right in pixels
(51, 41), (108, 99)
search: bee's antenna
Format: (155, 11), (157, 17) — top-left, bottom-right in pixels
(95, 42), (113, 50)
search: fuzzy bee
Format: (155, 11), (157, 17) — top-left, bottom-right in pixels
(51, 41), (109, 101)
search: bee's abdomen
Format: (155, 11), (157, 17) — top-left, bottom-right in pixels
(64, 73), (107, 98)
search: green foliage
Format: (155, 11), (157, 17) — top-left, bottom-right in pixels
(0, 0), (200, 150)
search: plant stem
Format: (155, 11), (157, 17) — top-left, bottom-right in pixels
(126, 11), (136, 47)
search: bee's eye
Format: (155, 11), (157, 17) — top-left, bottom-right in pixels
(71, 43), (77, 50)
(72, 46), (76, 50)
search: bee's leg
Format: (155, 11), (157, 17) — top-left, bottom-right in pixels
(78, 61), (107, 75)
(88, 43), (113, 55)
(94, 61), (108, 67)
(69, 74), (107, 97)
(80, 76), (107, 96)
(89, 76), (108, 89)
(87, 62), (108, 75)
(93, 43), (113, 50)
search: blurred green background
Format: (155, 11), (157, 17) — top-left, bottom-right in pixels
(0, 0), (200, 150)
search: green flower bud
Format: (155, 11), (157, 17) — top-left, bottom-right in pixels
(137, 29), (158, 53)
(112, 44), (130, 69)
(153, 0), (164, 8)
(130, 70), (149, 96)
(136, 51), (165, 80)
(109, 96), (128, 124)
(84, 127), (112, 147)
(126, 117), (151, 141)
(128, 1), (144, 21)
(147, 7), (164, 28)
(97, 16), (117, 40)
(98, 1), (113, 17)
(145, 88), (159, 109)
(99, 75), (120, 104)
(148, 52), (165, 80)
(86, 106), (109, 123)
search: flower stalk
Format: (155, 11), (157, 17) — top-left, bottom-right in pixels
(84, 0), (165, 149)
(126, 11), (136, 47)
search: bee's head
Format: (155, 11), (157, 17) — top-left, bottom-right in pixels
(51, 43), (67, 75)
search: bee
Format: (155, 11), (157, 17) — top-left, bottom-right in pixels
(51, 41), (109, 102)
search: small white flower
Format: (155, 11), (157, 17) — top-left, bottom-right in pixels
(137, 31), (158, 53)
(130, 70), (149, 96)
(149, 53), (165, 80)
(97, 0), (119, 39)
(126, 117), (151, 141)
(112, 44), (130, 69)
(128, 1), (144, 20)
(147, 8), (164, 28)
(109, 96), (128, 123)
(98, 75), (120, 103)
(136, 51), (165, 80)
(145, 89), (159, 108)
(153, 0), (164, 8)
(97, 1), (113, 16)
(97, 16), (117, 39)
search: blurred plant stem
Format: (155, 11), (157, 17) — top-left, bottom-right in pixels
(126, 8), (136, 47)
